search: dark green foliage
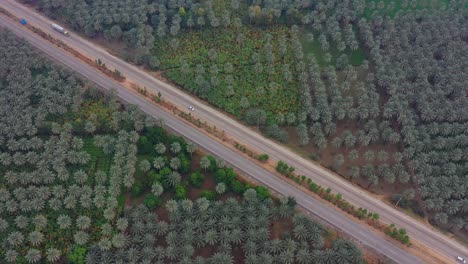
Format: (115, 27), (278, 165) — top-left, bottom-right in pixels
(131, 180), (144, 197)
(0, 26), (365, 263)
(189, 171), (205, 188)
(231, 179), (246, 194)
(147, 171), (162, 183)
(255, 186), (270, 200)
(138, 127), (168, 155)
(200, 190), (216, 201)
(144, 194), (162, 210)
(174, 184), (187, 200)
(68, 246), (87, 264)
(258, 153), (269, 162)
(205, 155), (218, 172)
(179, 155), (191, 173)
(137, 136), (153, 155)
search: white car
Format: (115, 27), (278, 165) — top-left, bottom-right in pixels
(188, 105), (195, 111)
(458, 256), (466, 264)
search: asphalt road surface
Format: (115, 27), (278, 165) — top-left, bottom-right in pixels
(1, 2), (467, 263)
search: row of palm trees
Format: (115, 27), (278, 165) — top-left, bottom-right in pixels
(360, 6), (467, 229)
(85, 194), (363, 264)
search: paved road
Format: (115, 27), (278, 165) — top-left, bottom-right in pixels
(1, 2), (467, 262)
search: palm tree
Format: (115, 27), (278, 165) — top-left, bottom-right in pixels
(170, 157), (181, 170)
(95, 170), (107, 185)
(74, 170), (88, 184)
(216, 157), (226, 168)
(139, 159), (151, 173)
(165, 245), (178, 261)
(4, 249), (18, 263)
(7, 231), (24, 246)
(153, 156), (165, 170)
(165, 171), (181, 187)
(348, 150), (359, 161)
(155, 143), (166, 154)
(64, 195), (77, 209)
(181, 199), (194, 213)
(46, 248), (61, 263)
(151, 183), (164, 197)
(279, 250), (295, 264)
(293, 224), (308, 241)
(350, 166), (361, 180)
(364, 150), (375, 162)
(165, 200), (179, 213)
(230, 228), (243, 245)
(15, 215), (29, 229)
(76, 215), (91, 230)
(332, 137), (342, 148)
(170, 142), (181, 154)
(377, 150), (389, 162)
(74, 231), (89, 245)
(98, 237), (112, 251)
(100, 223), (113, 236)
(200, 156), (211, 171)
(216, 183), (226, 194)
(29, 231), (44, 246)
(296, 248), (312, 264)
(25, 249), (41, 263)
(85, 121), (96, 134)
(244, 240), (258, 256)
(112, 233), (127, 248)
(116, 217), (128, 231)
(210, 252), (233, 264)
(0, 218), (8, 232)
(204, 229), (218, 246)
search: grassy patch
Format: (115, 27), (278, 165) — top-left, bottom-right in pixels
(300, 33), (366, 66)
(153, 26), (302, 120)
(83, 137), (111, 175)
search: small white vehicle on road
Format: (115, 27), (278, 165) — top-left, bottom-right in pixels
(188, 105), (195, 111)
(458, 256), (466, 263)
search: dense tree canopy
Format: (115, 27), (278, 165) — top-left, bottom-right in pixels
(0, 28), (364, 263)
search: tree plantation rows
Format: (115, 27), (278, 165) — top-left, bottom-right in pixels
(0, 28), (365, 263)
(22, 0), (467, 234)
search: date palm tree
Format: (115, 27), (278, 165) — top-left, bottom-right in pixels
(76, 215), (91, 230)
(200, 156), (211, 171)
(155, 143), (166, 154)
(139, 159), (151, 173)
(74, 170), (88, 184)
(165, 200), (179, 214)
(46, 248), (61, 263)
(116, 217), (128, 231)
(74, 231), (89, 245)
(170, 142), (181, 154)
(7, 231), (24, 246)
(153, 156), (165, 170)
(29, 231), (44, 246)
(210, 252), (233, 264)
(4, 249), (18, 263)
(216, 183), (226, 194)
(0, 218), (8, 232)
(243, 240), (258, 256)
(14, 215), (28, 229)
(25, 249), (41, 263)
(204, 229), (218, 246)
(151, 183), (164, 197)
(165, 171), (181, 187)
(98, 237), (112, 251)
(170, 157), (181, 170)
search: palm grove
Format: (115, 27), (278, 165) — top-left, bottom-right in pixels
(21, 0), (467, 236)
(0, 29), (365, 263)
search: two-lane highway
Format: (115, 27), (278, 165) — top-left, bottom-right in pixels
(1, 1), (466, 262)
